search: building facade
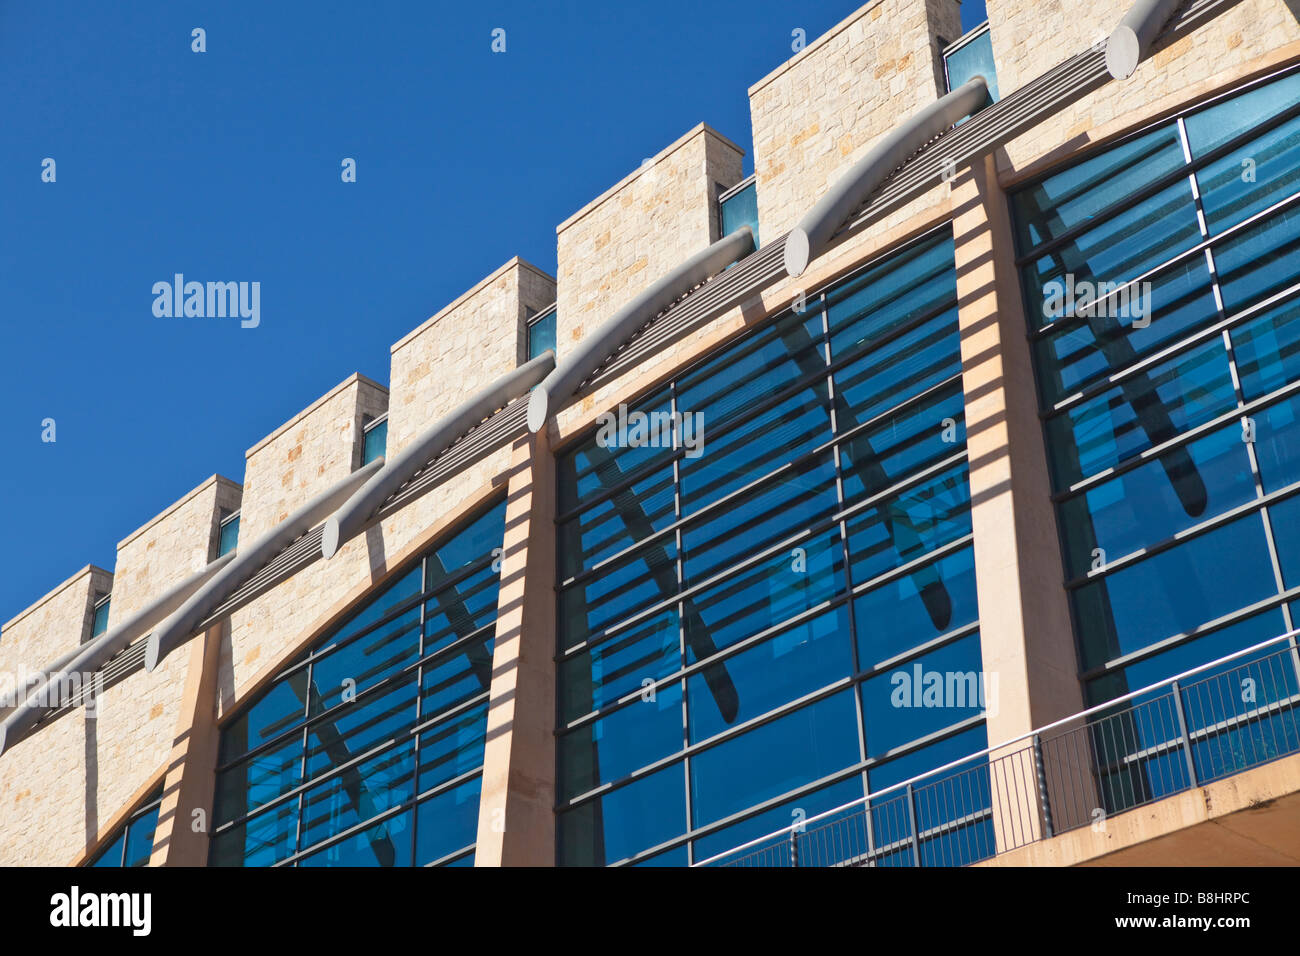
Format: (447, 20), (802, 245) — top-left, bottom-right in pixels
(4, 0), (1300, 867)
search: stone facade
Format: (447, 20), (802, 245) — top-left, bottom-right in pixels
(748, 0), (960, 240)
(1, 0), (1298, 867)
(0, 564), (110, 688)
(555, 124), (744, 353)
(989, 0), (1300, 175)
(388, 258), (555, 458)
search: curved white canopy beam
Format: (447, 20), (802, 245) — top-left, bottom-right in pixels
(784, 76), (989, 279)
(0, 552), (236, 756)
(1105, 0), (1186, 80)
(145, 458), (384, 672)
(322, 350), (555, 560)
(527, 226), (755, 434)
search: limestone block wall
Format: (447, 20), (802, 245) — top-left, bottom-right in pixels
(223, 375), (386, 691)
(989, 0), (1300, 174)
(84, 474), (243, 853)
(0, 564), (110, 687)
(555, 124), (744, 353)
(0, 565), (112, 864)
(387, 258), (555, 458)
(220, 435), (513, 723)
(748, 0), (961, 241)
(237, 374), (388, 545)
(112, 476), (242, 619)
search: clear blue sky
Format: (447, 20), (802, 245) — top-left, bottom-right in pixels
(0, 0), (987, 628)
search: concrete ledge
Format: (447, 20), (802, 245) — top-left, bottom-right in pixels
(555, 123), (744, 235)
(244, 372), (388, 459)
(116, 475), (242, 551)
(391, 257), (556, 356)
(2, 564), (112, 635)
(979, 751), (1300, 866)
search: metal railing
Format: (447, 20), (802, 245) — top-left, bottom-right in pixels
(698, 630), (1300, 867)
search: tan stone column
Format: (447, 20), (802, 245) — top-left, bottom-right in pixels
(951, 153), (1090, 851)
(475, 428), (557, 866)
(148, 621), (224, 866)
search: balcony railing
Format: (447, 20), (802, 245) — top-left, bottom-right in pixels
(696, 630), (1300, 867)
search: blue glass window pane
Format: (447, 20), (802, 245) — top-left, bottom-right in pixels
(218, 669), (310, 764)
(688, 605), (852, 744)
(693, 774), (864, 865)
(214, 736), (303, 826)
(689, 689), (859, 829)
(559, 682), (683, 800)
(945, 28), (999, 104)
(827, 235), (956, 356)
(1072, 512), (1277, 670)
(1256, 394), (1300, 492)
(1185, 71), (1300, 157)
(129, 805), (161, 865)
(867, 726), (993, 866)
(1270, 492), (1300, 589)
(307, 605), (422, 717)
(414, 776), (481, 865)
(1213, 205), (1300, 315)
(629, 844), (690, 867)
(846, 462), (972, 585)
(1234, 298), (1300, 402)
(299, 810), (413, 868)
(528, 309), (557, 361)
(90, 833), (124, 867)
(1195, 113), (1300, 235)
(418, 702), (488, 792)
(860, 632), (985, 757)
(1057, 420), (1257, 577)
(719, 181), (760, 248)
(840, 385), (966, 503)
(677, 382), (832, 516)
(677, 308), (825, 437)
(362, 419), (387, 465)
(832, 308), (961, 425)
(559, 609), (679, 723)
(422, 564), (501, 655)
(1032, 259), (1218, 407)
(217, 514), (239, 556)
(868, 723), (989, 792)
(1084, 608), (1289, 706)
(91, 599), (110, 637)
(559, 542), (678, 650)
(427, 500), (505, 586)
(1022, 180), (1201, 327)
(210, 802), (298, 867)
(853, 545), (979, 667)
(686, 527), (845, 660)
(1011, 124), (1187, 252)
(558, 388), (675, 513)
(323, 566), (422, 651)
(420, 635), (493, 717)
(558, 464), (675, 578)
(558, 762), (686, 866)
(304, 678), (418, 782)
(681, 453), (837, 587)
(1044, 338), (1236, 488)
(1185, 70), (1300, 234)
(299, 741), (416, 855)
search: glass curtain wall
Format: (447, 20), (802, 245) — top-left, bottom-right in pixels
(555, 228), (990, 866)
(1011, 67), (1300, 804)
(209, 499), (505, 867)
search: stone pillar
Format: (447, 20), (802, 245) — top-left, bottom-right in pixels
(475, 429), (557, 865)
(148, 621), (224, 866)
(951, 153), (1090, 851)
